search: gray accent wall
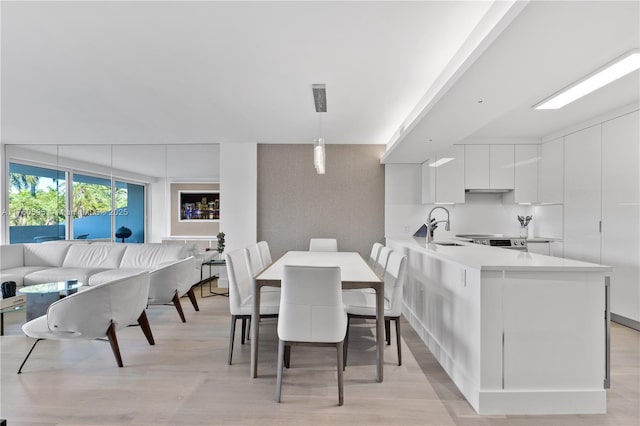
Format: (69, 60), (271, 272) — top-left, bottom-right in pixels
(258, 144), (385, 259)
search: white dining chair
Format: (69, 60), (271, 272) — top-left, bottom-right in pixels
(374, 246), (392, 276)
(18, 271), (154, 373)
(276, 265), (347, 405)
(226, 248), (280, 365)
(309, 238), (338, 252)
(256, 241), (273, 267)
(342, 251), (407, 367)
(369, 242), (383, 266)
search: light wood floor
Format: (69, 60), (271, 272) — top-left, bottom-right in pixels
(1, 283), (638, 425)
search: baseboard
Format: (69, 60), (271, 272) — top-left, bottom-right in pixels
(611, 313), (640, 331)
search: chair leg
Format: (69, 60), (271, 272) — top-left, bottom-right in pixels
(385, 318), (391, 345)
(395, 317), (402, 366)
(17, 338), (43, 374)
(276, 339), (285, 403)
(137, 310), (155, 345)
(343, 316), (350, 370)
(241, 318), (247, 345)
(228, 315), (237, 365)
(172, 293), (186, 323)
(106, 322), (124, 368)
(186, 287), (199, 312)
(284, 345), (291, 369)
(246, 318), (251, 341)
(336, 341), (344, 406)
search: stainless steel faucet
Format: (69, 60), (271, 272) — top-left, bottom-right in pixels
(427, 206), (451, 243)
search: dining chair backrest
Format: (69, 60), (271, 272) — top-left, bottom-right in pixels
(383, 251), (407, 317)
(369, 242), (383, 266)
(244, 243), (264, 276)
(309, 238), (338, 252)
(278, 265), (346, 343)
(374, 246), (392, 276)
(225, 248), (253, 314)
(257, 241), (273, 267)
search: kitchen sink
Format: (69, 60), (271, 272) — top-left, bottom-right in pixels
(434, 242), (465, 247)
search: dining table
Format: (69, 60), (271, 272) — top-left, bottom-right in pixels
(253, 251), (385, 382)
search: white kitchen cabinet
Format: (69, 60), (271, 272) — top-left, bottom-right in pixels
(421, 161), (435, 204)
(527, 241), (549, 255)
(602, 110), (640, 323)
(490, 145), (515, 189)
(464, 144), (514, 189)
(564, 125), (601, 264)
(514, 144), (539, 203)
(464, 145), (490, 188)
(428, 145), (465, 204)
(539, 137), (563, 204)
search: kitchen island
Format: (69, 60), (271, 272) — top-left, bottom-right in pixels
(387, 236), (611, 415)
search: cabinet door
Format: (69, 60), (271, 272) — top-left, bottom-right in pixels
(490, 145), (515, 189)
(421, 161), (435, 204)
(564, 125), (601, 264)
(539, 137), (564, 204)
(527, 242), (549, 256)
(602, 110), (640, 322)
(514, 145), (539, 203)
(435, 145), (465, 204)
(464, 145), (490, 189)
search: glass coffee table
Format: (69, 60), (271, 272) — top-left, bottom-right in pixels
(0, 298), (26, 336)
(18, 280), (83, 321)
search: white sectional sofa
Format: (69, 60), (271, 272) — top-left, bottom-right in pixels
(0, 241), (207, 322)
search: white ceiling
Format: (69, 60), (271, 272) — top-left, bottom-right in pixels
(2, 1), (638, 164)
(0, 0), (495, 145)
(383, 0), (640, 162)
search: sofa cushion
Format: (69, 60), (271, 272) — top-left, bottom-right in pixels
(120, 244), (185, 269)
(0, 245), (24, 270)
(1, 266), (52, 286)
(23, 267), (110, 286)
(63, 244), (127, 269)
(23, 243), (71, 267)
(88, 268), (147, 286)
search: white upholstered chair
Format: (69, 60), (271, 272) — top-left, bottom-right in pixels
(369, 242), (383, 267)
(374, 246), (392, 276)
(309, 238), (338, 252)
(226, 248), (280, 365)
(256, 241), (273, 267)
(18, 271), (154, 373)
(276, 265), (347, 406)
(342, 251), (407, 366)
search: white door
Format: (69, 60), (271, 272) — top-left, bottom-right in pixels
(602, 110), (640, 322)
(564, 125), (601, 264)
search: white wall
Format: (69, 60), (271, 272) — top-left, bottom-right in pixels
(220, 143), (257, 252)
(385, 164), (534, 239)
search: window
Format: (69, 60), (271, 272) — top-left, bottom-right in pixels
(8, 162), (146, 244)
(8, 163), (66, 243)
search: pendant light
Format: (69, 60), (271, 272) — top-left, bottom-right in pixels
(312, 84), (327, 175)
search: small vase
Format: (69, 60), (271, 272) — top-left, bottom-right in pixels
(520, 225), (528, 238)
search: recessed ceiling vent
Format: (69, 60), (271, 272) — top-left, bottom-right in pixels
(312, 84), (327, 112)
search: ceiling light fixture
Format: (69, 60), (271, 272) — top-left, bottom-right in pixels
(534, 49), (640, 110)
(312, 84), (327, 175)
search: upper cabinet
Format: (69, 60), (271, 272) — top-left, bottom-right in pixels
(422, 145), (465, 204)
(490, 145), (515, 189)
(539, 137), (564, 204)
(464, 144), (514, 189)
(513, 144), (539, 204)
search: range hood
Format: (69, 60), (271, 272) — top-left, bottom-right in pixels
(465, 188), (513, 193)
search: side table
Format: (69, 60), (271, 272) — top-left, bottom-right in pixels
(199, 259), (228, 298)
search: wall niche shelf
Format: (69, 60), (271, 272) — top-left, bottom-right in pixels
(178, 190), (220, 222)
